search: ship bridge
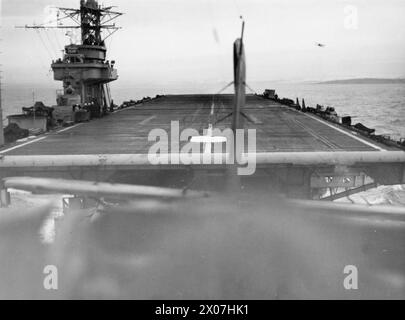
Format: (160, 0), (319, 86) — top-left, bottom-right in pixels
(52, 44), (118, 84)
(52, 43), (118, 113)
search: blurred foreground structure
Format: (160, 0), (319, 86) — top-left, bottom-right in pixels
(0, 192), (404, 299)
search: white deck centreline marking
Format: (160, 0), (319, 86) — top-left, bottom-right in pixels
(139, 115), (156, 125)
(302, 112), (387, 151)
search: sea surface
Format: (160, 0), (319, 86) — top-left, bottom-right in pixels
(2, 81), (405, 206)
(3, 81), (405, 140)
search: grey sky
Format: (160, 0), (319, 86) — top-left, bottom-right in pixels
(1, 0), (405, 86)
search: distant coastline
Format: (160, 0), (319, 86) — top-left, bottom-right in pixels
(317, 78), (405, 85)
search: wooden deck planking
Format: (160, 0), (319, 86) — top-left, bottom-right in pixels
(1, 94), (392, 156)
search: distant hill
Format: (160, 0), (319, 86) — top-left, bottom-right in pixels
(317, 78), (405, 85)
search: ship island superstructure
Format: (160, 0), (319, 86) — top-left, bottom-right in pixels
(9, 0), (121, 125)
(51, 0), (121, 119)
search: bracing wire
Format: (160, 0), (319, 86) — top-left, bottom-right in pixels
(35, 31), (57, 79)
(210, 81), (235, 121)
(216, 81), (234, 95)
(44, 29), (58, 57)
(52, 28), (63, 53)
(36, 30), (55, 61)
(107, 34), (114, 59)
(245, 82), (257, 95)
(27, 30), (52, 79)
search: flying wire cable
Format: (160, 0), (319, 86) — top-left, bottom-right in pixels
(44, 29), (58, 57)
(36, 30), (54, 61)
